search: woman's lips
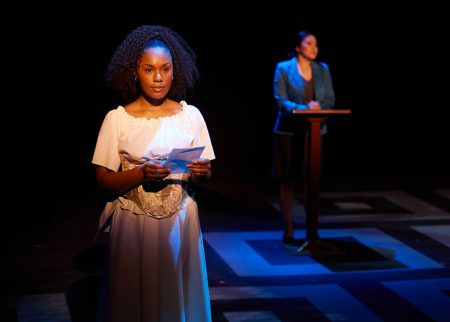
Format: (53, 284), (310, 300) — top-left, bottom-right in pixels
(151, 86), (165, 92)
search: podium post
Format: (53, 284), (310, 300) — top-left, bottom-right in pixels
(292, 109), (351, 254)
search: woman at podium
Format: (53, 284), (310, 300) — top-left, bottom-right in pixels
(272, 30), (335, 244)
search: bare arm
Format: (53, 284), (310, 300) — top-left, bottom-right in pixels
(95, 162), (170, 195)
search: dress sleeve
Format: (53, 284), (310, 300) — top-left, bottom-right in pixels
(192, 107), (215, 161)
(91, 109), (121, 171)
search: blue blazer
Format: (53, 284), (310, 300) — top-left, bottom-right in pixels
(273, 57), (335, 134)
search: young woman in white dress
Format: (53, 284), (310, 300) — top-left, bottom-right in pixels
(92, 25), (215, 322)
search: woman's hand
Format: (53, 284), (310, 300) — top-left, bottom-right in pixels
(141, 160), (171, 181)
(308, 101), (321, 110)
(187, 158), (211, 178)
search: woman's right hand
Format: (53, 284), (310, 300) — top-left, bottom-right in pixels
(141, 160), (171, 180)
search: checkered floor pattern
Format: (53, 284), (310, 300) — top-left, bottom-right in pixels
(1, 183), (449, 322)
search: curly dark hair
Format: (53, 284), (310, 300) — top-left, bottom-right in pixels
(105, 25), (199, 103)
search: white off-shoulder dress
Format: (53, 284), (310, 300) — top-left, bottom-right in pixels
(92, 101), (215, 322)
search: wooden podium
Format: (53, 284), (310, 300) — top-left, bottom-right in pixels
(292, 109), (351, 255)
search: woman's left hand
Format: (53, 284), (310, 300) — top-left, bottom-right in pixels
(187, 158), (211, 177)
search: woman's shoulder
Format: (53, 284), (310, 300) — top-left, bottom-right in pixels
(314, 61), (330, 70)
(180, 101), (207, 123)
(101, 106), (127, 123)
(104, 105), (125, 115)
(180, 101), (202, 115)
(276, 57), (296, 68)
(106, 105), (125, 115)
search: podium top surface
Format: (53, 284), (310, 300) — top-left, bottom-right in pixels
(292, 109), (351, 115)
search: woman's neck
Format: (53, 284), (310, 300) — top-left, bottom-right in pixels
(139, 95), (168, 109)
(296, 56), (313, 81)
(297, 55), (311, 70)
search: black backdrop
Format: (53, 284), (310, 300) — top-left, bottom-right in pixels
(3, 2), (449, 212)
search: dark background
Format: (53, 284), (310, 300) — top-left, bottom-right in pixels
(3, 3), (449, 221)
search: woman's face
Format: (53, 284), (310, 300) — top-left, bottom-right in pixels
(136, 46), (173, 100)
(296, 35), (318, 61)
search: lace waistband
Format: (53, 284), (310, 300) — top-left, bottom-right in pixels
(122, 159), (193, 219)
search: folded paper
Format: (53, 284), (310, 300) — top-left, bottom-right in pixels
(152, 146), (206, 174)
